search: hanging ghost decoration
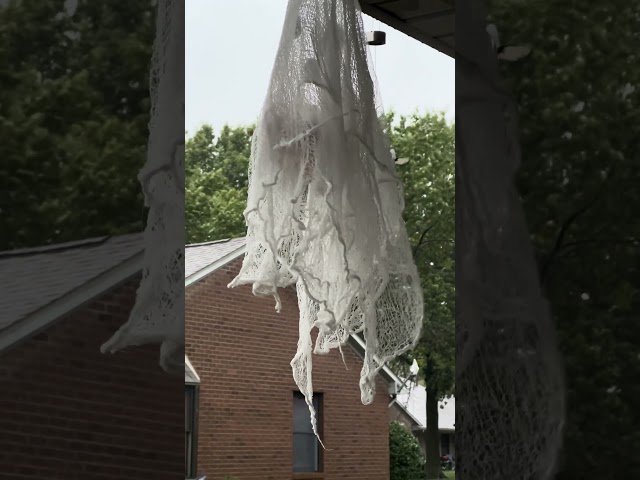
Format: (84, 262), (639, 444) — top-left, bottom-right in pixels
(101, 0), (185, 374)
(228, 0), (423, 441)
(456, 3), (565, 479)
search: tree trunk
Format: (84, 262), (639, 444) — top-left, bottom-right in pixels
(424, 386), (442, 479)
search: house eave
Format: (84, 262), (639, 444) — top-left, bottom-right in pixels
(185, 244), (247, 287)
(0, 251), (144, 356)
(360, 0), (454, 58)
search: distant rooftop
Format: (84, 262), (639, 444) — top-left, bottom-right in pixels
(397, 380), (455, 431)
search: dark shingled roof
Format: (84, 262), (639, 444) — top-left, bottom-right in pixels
(0, 233), (144, 331)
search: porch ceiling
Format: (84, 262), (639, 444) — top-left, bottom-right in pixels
(360, 0), (454, 57)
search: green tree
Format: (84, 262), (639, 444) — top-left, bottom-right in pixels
(487, 1), (640, 477)
(388, 112), (455, 480)
(390, 420), (425, 480)
(0, 0), (156, 249)
(185, 124), (253, 243)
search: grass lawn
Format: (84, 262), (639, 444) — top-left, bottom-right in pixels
(443, 471), (455, 479)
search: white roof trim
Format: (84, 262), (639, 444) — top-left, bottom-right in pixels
(347, 334), (423, 428)
(349, 330), (406, 386)
(185, 354), (200, 384)
(0, 252), (144, 355)
(185, 244), (246, 287)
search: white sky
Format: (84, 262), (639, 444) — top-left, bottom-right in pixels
(185, 0), (454, 136)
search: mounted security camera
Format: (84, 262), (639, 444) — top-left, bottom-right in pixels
(367, 30), (386, 46)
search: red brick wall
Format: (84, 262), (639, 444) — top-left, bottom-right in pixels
(186, 257), (391, 480)
(0, 275), (183, 480)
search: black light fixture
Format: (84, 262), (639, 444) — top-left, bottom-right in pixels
(366, 30), (386, 46)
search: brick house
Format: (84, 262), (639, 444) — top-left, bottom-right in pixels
(0, 235), (183, 480)
(185, 238), (423, 480)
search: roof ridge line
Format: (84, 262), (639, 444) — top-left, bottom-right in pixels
(185, 237), (246, 248)
(0, 236), (112, 258)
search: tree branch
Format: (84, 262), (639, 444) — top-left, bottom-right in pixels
(540, 167), (617, 282)
(540, 202), (593, 282)
(412, 219), (441, 258)
(557, 237), (638, 254)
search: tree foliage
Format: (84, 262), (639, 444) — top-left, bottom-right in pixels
(0, 0), (156, 249)
(185, 124), (253, 243)
(387, 112), (455, 479)
(488, 0), (640, 477)
(388, 112), (455, 397)
(390, 420), (425, 480)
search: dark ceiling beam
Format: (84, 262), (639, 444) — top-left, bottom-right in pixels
(402, 7), (454, 22)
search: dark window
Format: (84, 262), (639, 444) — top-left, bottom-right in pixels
(185, 385), (199, 478)
(293, 391), (322, 472)
(440, 432), (450, 455)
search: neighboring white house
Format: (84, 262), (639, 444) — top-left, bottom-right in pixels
(390, 381), (456, 457)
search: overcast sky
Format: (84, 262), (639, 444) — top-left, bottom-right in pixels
(185, 0), (454, 136)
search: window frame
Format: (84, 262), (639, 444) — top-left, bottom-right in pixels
(185, 384), (200, 479)
(292, 390), (324, 475)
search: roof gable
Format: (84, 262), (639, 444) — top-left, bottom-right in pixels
(185, 237), (245, 285)
(0, 234), (144, 354)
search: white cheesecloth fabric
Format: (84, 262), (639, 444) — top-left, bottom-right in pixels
(456, 2), (565, 478)
(228, 0), (423, 441)
(101, 0), (185, 374)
